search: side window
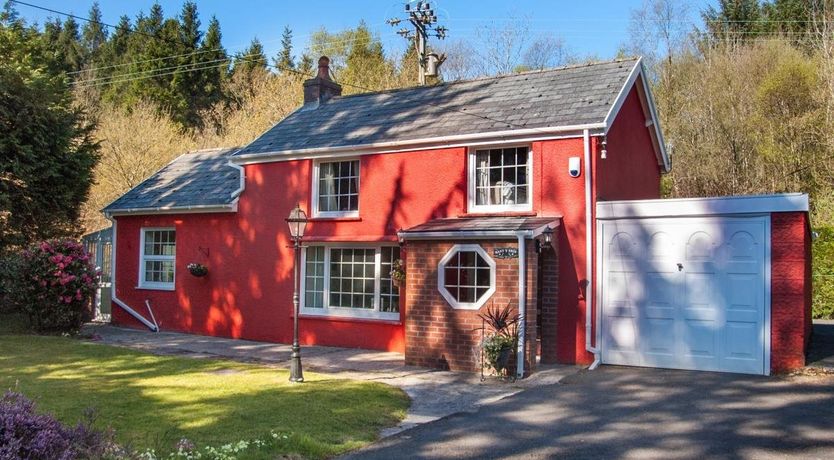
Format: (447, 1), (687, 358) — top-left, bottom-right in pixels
(314, 160), (359, 217)
(139, 228), (176, 290)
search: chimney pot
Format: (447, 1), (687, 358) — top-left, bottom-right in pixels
(317, 56), (331, 80)
(304, 55), (342, 105)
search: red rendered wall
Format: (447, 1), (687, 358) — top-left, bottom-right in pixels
(112, 84), (662, 361)
(547, 83), (663, 365)
(770, 212), (812, 373)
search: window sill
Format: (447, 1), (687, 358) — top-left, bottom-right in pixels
(308, 216), (362, 222)
(459, 210), (537, 218)
(135, 285), (175, 291)
(298, 313), (402, 326)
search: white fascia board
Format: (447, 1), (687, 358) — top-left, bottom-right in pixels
(596, 193), (809, 220)
(602, 58), (671, 172)
(105, 202), (237, 218)
(398, 230), (536, 240)
(230, 123), (606, 165)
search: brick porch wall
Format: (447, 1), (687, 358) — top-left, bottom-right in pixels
(404, 239), (542, 373)
(539, 247), (559, 364)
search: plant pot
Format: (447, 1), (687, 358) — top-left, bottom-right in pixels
(188, 265), (208, 277)
(496, 346), (513, 372)
(392, 277), (403, 288)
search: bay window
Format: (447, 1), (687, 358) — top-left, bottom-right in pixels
(301, 245), (400, 320)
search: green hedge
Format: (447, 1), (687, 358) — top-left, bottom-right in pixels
(814, 226), (834, 319)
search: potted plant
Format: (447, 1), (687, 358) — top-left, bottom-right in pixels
(478, 302), (519, 377)
(390, 259), (405, 288)
(187, 263), (208, 277)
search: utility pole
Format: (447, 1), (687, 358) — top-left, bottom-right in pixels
(387, 1), (447, 85)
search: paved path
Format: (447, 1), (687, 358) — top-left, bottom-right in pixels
(808, 320), (834, 371)
(81, 323), (579, 436)
(346, 366), (834, 459)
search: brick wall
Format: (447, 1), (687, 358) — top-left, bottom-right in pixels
(404, 239), (542, 373)
(539, 247), (559, 363)
(770, 212), (812, 373)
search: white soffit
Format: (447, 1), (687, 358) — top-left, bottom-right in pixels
(596, 193), (809, 220)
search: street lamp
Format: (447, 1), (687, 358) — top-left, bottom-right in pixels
(286, 203), (308, 383)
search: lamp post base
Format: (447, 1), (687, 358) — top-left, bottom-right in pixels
(289, 345), (304, 383)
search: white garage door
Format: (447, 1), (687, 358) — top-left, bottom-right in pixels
(599, 216), (768, 375)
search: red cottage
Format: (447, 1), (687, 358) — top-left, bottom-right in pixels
(104, 57), (812, 376)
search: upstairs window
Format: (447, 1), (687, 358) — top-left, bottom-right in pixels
(469, 146), (532, 213)
(139, 228), (175, 290)
(314, 159), (359, 217)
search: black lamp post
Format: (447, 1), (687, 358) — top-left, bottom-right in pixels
(286, 203), (308, 383)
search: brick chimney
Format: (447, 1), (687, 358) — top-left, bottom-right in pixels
(303, 56), (342, 105)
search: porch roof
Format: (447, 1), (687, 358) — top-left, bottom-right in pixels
(399, 216), (561, 240)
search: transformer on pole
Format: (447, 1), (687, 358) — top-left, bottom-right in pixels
(387, 1), (447, 85)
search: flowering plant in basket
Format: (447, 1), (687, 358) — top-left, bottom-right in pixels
(187, 263), (208, 277)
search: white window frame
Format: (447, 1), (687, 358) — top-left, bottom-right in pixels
(467, 144), (533, 213)
(311, 158), (360, 218)
(138, 227), (176, 291)
(437, 244), (496, 310)
(300, 243), (400, 321)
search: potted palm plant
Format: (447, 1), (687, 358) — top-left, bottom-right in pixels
(478, 302), (519, 378)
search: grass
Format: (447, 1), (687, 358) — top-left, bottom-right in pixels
(0, 315), (409, 459)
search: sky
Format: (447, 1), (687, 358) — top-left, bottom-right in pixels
(11, 0), (716, 62)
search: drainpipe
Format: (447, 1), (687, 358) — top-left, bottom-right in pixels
(516, 232), (527, 379)
(105, 217), (159, 332)
(583, 129), (600, 369)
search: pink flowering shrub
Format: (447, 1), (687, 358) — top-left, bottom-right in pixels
(15, 239), (100, 333)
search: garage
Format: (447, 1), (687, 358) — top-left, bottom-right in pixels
(595, 194), (812, 375)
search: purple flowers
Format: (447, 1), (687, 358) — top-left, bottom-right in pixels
(0, 391), (117, 460)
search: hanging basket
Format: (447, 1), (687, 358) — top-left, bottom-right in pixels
(187, 263), (208, 277)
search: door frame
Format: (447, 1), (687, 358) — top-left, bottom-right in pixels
(595, 214), (772, 375)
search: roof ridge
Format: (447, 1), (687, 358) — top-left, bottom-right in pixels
(332, 57), (641, 101)
(183, 146), (240, 155)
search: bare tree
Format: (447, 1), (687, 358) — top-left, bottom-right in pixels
(522, 35), (572, 70)
(625, 0), (692, 71)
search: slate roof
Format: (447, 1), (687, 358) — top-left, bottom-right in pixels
(103, 147), (240, 214)
(400, 217), (561, 237)
(234, 58), (640, 157)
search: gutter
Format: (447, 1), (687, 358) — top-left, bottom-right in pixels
(583, 129), (601, 369)
(232, 123), (607, 165)
(104, 203), (237, 218)
(106, 217), (159, 332)
(228, 160), (246, 199)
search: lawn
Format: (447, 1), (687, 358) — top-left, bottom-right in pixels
(0, 317), (409, 459)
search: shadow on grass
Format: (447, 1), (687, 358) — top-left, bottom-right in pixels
(0, 334), (408, 459)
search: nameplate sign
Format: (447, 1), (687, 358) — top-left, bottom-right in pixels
(493, 247), (518, 259)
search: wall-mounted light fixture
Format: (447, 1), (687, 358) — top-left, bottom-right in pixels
(601, 137), (608, 160)
(536, 226), (555, 253)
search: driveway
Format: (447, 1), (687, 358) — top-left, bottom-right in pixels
(347, 366), (834, 459)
